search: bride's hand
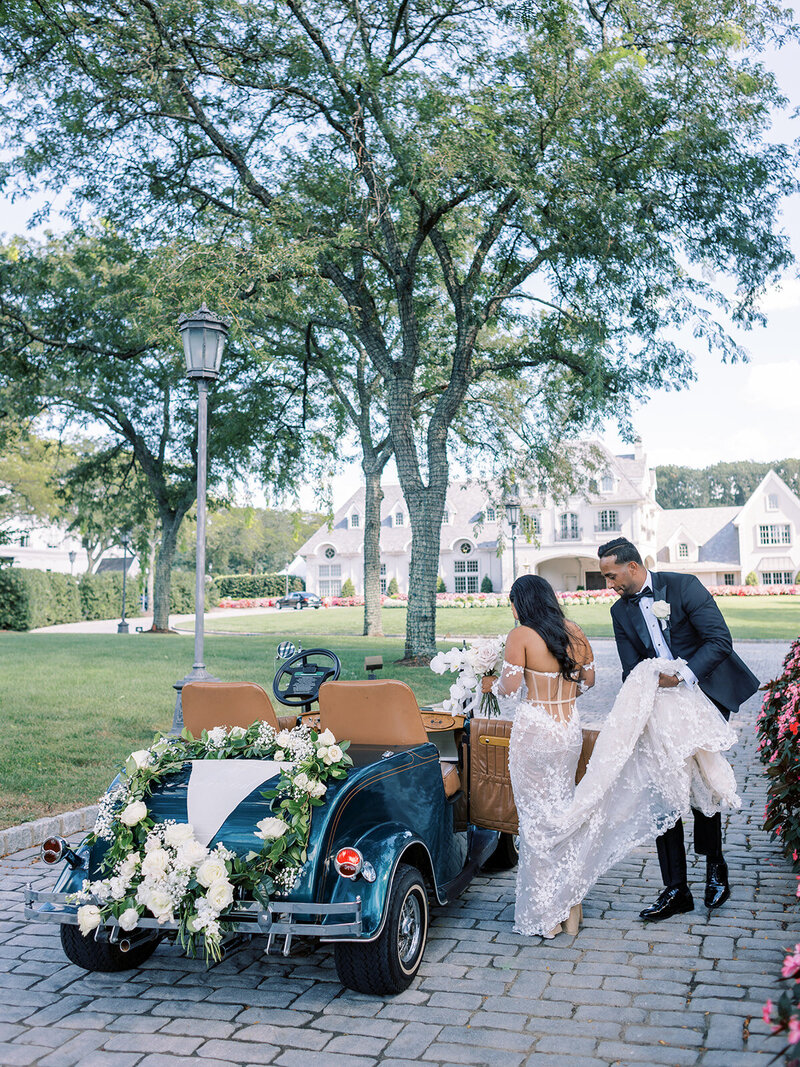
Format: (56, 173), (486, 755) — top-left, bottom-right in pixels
(481, 675), (495, 694)
(658, 673), (680, 688)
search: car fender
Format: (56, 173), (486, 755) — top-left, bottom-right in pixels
(322, 822), (443, 941)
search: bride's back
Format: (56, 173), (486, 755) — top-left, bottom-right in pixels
(509, 622), (594, 723)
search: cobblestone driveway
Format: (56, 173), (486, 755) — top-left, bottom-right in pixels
(2, 641), (798, 1066)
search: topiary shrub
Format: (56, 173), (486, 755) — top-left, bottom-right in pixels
(215, 574), (304, 598)
(387, 576), (399, 596)
(480, 575), (493, 593)
(745, 571), (758, 586)
(340, 577), (355, 597)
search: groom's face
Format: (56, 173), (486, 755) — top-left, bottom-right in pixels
(599, 555), (646, 598)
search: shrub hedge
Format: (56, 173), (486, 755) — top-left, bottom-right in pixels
(214, 574), (304, 599)
(78, 573), (144, 621)
(169, 571), (219, 613)
(0, 568), (81, 630)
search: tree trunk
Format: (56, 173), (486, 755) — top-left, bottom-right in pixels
(362, 461), (384, 636)
(150, 515), (181, 632)
(401, 485), (447, 663)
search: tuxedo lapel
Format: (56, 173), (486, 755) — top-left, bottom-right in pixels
(651, 572), (668, 602)
(625, 597), (653, 653)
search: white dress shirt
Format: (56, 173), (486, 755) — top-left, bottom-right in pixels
(637, 571), (698, 688)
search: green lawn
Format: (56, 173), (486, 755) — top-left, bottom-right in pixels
(3, 594), (798, 831)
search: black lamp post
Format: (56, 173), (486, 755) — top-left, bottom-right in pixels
(68, 550), (76, 575)
(504, 491), (521, 585)
(170, 304), (229, 734)
(117, 532), (131, 633)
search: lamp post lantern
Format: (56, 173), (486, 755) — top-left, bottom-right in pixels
(170, 304), (229, 735)
(68, 550), (76, 575)
(504, 491), (521, 586)
(117, 532), (131, 633)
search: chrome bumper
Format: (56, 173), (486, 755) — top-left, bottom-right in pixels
(24, 885), (362, 955)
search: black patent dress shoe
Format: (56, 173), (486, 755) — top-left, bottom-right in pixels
(705, 860), (730, 910)
(639, 886), (694, 922)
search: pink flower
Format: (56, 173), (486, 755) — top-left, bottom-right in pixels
(789, 1015), (800, 1044)
(781, 947), (800, 979)
(762, 999), (773, 1025)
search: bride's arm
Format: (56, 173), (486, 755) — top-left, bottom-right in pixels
(480, 628), (526, 712)
(570, 625), (596, 694)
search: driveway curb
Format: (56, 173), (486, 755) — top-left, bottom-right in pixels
(0, 804), (97, 857)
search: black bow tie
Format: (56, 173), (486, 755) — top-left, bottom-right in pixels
(628, 586), (653, 604)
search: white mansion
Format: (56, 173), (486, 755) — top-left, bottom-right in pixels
(298, 442), (800, 596)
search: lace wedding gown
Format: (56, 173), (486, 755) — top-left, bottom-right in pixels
(494, 656), (740, 937)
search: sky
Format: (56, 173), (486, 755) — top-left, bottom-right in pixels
(1, 36), (798, 512)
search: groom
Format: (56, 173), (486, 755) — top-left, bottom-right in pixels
(598, 537), (759, 922)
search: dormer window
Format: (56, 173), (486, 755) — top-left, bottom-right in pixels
(394, 512), (404, 527)
(766, 493), (779, 511)
(601, 472), (614, 493)
(485, 506), (496, 523)
(349, 513), (359, 528)
(678, 542), (689, 558)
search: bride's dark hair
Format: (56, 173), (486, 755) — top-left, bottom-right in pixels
(509, 574), (578, 681)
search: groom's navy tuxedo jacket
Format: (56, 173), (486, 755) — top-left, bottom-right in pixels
(610, 570), (760, 715)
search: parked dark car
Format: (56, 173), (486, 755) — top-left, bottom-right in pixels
(276, 591), (322, 610)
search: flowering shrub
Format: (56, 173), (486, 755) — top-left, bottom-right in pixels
(758, 637), (800, 1059)
(73, 723), (351, 962)
(709, 585), (800, 597)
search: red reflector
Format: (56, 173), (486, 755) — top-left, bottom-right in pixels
(334, 847), (362, 878)
(41, 837), (63, 864)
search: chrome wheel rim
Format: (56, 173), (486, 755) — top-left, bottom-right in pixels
(397, 889), (424, 971)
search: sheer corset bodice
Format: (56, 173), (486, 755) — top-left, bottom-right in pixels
(491, 659), (594, 725)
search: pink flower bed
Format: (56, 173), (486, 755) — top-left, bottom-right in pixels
(708, 585), (800, 596)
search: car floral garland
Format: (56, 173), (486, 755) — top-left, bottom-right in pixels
(72, 721), (352, 963)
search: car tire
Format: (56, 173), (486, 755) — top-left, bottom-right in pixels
(333, 863), (428, 995)
(60, 924), (160, 972)
(276, 602), (282, 610)
(483, 832), (519, 871)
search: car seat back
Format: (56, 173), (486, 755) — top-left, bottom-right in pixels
(318, 679), (429, 747)
(182, 681), (280, 737)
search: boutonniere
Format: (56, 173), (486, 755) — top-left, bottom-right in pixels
(652, 600), (671, 629)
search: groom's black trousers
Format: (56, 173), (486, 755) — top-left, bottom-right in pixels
(657, 696), (729, 889)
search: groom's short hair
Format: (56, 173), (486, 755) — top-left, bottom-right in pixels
(598, 537), (642, 565)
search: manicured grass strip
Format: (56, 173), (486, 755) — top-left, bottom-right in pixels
(0, 633), (454, 830)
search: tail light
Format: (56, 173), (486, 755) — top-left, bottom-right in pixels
(41, 837), (65, 864)
(334, 847), (363, 878)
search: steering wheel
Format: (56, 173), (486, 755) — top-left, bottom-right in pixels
(272, 647), (341, 712)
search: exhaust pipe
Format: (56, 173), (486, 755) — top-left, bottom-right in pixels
(119, 930), (158, 953)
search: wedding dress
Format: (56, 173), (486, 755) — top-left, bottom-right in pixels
(494, 656), (740, 937)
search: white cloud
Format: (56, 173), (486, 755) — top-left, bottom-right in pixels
(757, 277), (800, 312)
(746, 361), (800, 411)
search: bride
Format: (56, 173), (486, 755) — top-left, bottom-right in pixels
(487, 575), (740, 939)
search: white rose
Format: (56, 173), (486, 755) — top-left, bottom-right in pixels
(652, 600), (671, 620)
(317, 728), (336, 746)
(144, 888), (172, 919)
(176, 839), (208, 868)
(206, 726), (227, 745)
(327, 744), (343, 764)
(229, 726), (247, 738)
(308, 780), (327, 799)
(108, 876), (128, 901)
(119, 800), (147, 827)
(118, 908), (140, 932)
(274, 749), (286, 762)
(77, 904), (102, 936)
(196, 856), (228, 888)
(255, 816), (289, 841)
(293, 771), (311, 792)
(141, 848), (170, 878)
(164, 822), (194, 848)
(317, 746), (330, 763)
(205, 878), (234, 912)
(129, 749), (151, 769)
(276, 730), (293, 748)
(118, 853), (140, 882)
(144, 833), (162, 852)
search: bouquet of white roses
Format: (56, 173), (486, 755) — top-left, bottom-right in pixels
(430, 637), (505, 717)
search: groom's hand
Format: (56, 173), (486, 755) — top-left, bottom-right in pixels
(658, 673), (680, 688)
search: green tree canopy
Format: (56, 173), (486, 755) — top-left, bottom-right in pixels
(0, 0), (795, 656)
(656, 458), (800, 508)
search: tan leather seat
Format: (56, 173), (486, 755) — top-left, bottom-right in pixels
(182, 681), (281, 737)
(318, 679), (461, 797)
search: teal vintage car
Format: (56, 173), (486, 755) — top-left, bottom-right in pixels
(25, 647), (518, 995)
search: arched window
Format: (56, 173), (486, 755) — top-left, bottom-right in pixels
(559, 513), (579, 540)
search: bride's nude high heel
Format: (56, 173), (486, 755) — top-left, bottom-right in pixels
(564, 902), (583, 935)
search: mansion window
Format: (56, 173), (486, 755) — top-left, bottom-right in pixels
(558, 512), (580, 540)
(454, 558), (479, 593)
(766, 493), (779, 511)
(678, 542), (689, 558)
(601, 472), (614, 492)
(349, 513), (359, 528)
(758, 523), (790, 546)
(17, 533), (30, 547)
(380, 562), (386, 594)
(394, 512), (404, 527)
(521, 513), (541, 537)
(723, 573), (736, 586)
(442, 510), (449, 525)
(485, 506), (496, 523)
(319, 563), (342, 597)
(598, 509), (619, 533)
(761, 571), (793, 586)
